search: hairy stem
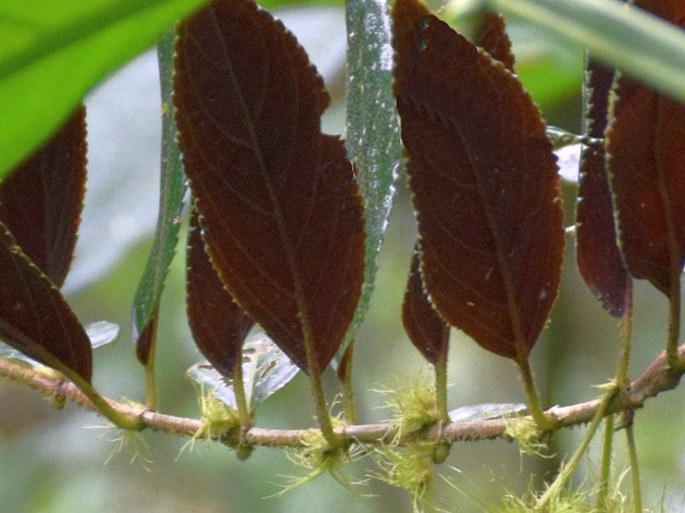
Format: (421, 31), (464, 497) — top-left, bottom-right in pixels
(232, 344), (251, 428)
(535, 389), (614, 511)
(337, 343), (358, 425)
(1, 345), (684, 447)
(625, 420), (643, 513)
(596, 413), (615, 510)
(432, 352), (451, 463)
(616, 281), (634, 387)
(667, 275), (683, 369)
(517, 356), (553, 431)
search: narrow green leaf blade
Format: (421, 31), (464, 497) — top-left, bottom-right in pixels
(488, 0), (685, 101)
(344, 0), (401, 346)
(132, 28), (188, 356)
(0, 0), (210, 178)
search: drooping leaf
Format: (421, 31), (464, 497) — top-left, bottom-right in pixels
(0, 222), (91, 382)
(132, 29), (188, 361)
(606, 0), (685, 296)
(174, 0), (365, 372)
(0, 0), (210, 179)
(187, 331), (299, 410)
(187, 206), (254, 378)
(473, 11), (515, 71)
(487, 0), (685, 102)
(402, 247), (450, 364)
(0, 105), (86, 288)
(577, 58), (629, 317)
(344, 0), (401, 350)
(393, 5), (564, 361)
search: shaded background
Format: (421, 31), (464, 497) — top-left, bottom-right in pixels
(2, 3), (685, 512)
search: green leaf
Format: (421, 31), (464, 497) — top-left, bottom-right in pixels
(489, 0), (685, 101)
(344, 0), (401, 347)
(0, 0), (210, 179)
(132, 29), (188, 353)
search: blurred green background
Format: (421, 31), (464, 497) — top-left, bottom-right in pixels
(2, 3), (685, 512)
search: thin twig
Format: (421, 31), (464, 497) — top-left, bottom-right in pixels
(1, 345), (684, 449)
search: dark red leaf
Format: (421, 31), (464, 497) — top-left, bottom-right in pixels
(473, 12), (515, 72)
(402, 248), (450, 364)
(393, 7), (564, 361)
(606, 0), (685, 296)
(134, 305), (159, 366)
(0, 222), (91, 382)
(187, 205), (254, 377)
(576, 60), (629, 317)
(174, 0), (365, 373)
(0, 106), (86, 288)
(392, 0), (430, 97)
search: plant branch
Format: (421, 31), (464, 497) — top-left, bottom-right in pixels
(2, 345), (684, 448)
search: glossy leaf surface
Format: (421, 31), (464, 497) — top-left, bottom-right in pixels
(402, 248), (449, 364)
(394, 6), (564, 360)
(187, 331), (299, 410)
(606, 0), (685, 296)
(187, 207), (254, 377)
(132, 29), (188, 361)
(577, 59), (628, 316)
(0, 106), (86, 288)
(174, 0), (365, 372)
(0, 223), (91, 382)
(344, 0), (401, 350)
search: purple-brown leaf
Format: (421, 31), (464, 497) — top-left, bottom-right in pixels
(187, 205), (254, 378)
(606, 0), (685, 296)
(473, 12), (515, 72)
(402, 248), (450, 364)
(393, 6), (564, 361)
(577, 60), (629, 317)
(174, 0), (365, 373)
(0, 222), (92, 382)
(0, 106), (86, 288)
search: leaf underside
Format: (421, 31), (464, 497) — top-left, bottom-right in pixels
(402, 248), (450, 364)
(473, 11), (515, 72)
(0, 222), (92, 382)
(394, 2), (564, 360)
(174, 0), (365, 372)
(0, 105), (86, 288)
(187, 206), (254, 377)
(606, 0), (685, 296)
(577, 58), (629, 317)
